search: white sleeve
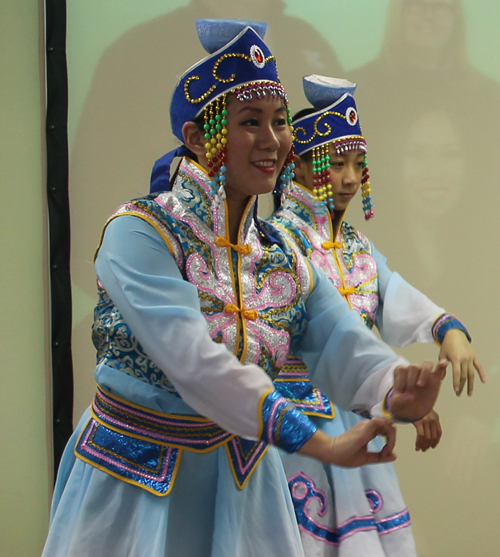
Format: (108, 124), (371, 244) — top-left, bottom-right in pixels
(373, 243), (445, 346)
(95, 215), (275, 440)
(297, 267), (409, 417)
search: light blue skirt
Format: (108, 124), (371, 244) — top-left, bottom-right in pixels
(42, 367), (305, 557)
(280, 409), (417, 557)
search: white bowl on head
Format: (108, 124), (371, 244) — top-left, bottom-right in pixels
(303, 75), (357, 109)
(196, 19), (267, 54)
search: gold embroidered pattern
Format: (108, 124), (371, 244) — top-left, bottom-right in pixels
(184, 52), (276, 104)
(295, 111), (347, 145)
(184, 76), (217, 104)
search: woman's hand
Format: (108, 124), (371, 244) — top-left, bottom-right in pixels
(439, 329), (485, 396)
(413, 410), (442, 451)
(388, 359), (447, 422)
(297, 418), (397, 467)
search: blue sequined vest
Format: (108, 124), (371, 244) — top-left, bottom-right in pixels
(270, 182), (380, 417)
(92, 159), (313, 394)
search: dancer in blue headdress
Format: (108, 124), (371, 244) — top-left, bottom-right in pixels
(269, 75), (484, 556)
(42, 25), (447, 557)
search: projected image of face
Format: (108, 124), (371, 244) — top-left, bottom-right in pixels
(401, 109), (465, 218)
(401, 0), (455, 52)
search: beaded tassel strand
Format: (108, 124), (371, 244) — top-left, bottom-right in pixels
(275, 107), (296, 203)
(312, 144), (335, 217)
(204, 95), (228, 207)
(361, 154), (373, 220)
(279, 146), (295, 204)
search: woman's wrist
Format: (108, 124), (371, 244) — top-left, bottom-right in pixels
(385, 387), (425, 423)
(296, 429), (335, 461)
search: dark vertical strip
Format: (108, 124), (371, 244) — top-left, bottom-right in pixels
(45, 0), (74, 478)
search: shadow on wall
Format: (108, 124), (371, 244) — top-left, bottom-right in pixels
(348, 0), (500, 349)
(346, 2), (500, 554)
(347, 0), (500, 419)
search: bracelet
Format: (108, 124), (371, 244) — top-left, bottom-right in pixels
(432, 313), (471, 345)
(383, 388), (424, 424)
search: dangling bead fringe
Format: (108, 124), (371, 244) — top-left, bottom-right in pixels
(233, 81), (288, 104)
(278, 144), (295, 205)
(274, 107), (296, 204)
(361, 154), (374, 220)
(312, 144), (335, 218)
(333, 137), (367, 156)
(204, 95), (228, 207)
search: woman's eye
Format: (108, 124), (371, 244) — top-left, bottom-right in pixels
(330, 160), (343, 167)
(274, 117), (287, 126)
(241, 118), (259, 126)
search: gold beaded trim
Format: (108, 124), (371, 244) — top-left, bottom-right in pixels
(294, 111), (346, 145)
(184, 52), (276, 104)
(184, 76), (217, 104)
(331, 136), (366, 147)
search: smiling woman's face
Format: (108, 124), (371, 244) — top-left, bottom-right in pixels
(401, 109), (465, 217)
(222, 94), (292, 204)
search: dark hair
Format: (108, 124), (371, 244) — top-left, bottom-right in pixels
(292, 107), (316, 122)
(192, 112), (205, 134)
(272, 107), (317, 210)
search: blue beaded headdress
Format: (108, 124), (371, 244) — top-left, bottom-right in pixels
(151, 19), (295, 206)
(293, 75), (373, 220)
(170, 20), (287, 141)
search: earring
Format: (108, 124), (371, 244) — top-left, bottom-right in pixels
(274, 107), (296, 203)
(277, 146), (296, 204)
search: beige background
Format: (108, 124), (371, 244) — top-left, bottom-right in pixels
(0, 1), (51, 556)
(2, 0), (499, 555)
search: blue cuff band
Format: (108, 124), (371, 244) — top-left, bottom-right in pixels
(432, 314), (471, 345)
(261, 390), (317, 453)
